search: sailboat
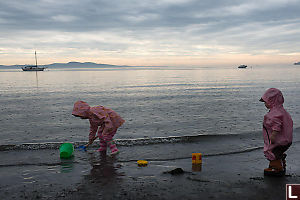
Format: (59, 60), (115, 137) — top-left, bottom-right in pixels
(22, 51), (46, 71)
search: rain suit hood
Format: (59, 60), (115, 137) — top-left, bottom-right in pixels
(260, 88), (284, 109)
(72, 101), (91, 118)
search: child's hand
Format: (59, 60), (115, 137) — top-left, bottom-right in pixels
(270, 131), (279, 144)
(88, 136), (97, 145)
(85, 136), (98, 148)
(270, 135), (276, 144)
(88, 138), (94, 145)
(85, 139), (93, 148)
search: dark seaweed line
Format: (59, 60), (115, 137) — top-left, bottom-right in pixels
(0, 134), (238, 151)
(121, 139), (300, 162)
(117, 146), (264, 162)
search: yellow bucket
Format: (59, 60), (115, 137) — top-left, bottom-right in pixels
(192, 153), (202, 164)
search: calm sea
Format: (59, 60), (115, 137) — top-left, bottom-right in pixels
(0, 65), (299, 145)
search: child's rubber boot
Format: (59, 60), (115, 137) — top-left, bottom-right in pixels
(108, 140), (119, 155)
(97, 140), (107, 152)
(264, 160), (285, 177)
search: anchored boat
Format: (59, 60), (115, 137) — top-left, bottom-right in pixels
(238, 64), (247, 69)
(22, 51), (46, 71)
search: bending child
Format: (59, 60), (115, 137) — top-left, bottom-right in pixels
(72, 101), (125, 155)
(260, 88), (293, 176)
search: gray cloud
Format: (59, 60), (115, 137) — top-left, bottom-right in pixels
(1, 0), (300, 65)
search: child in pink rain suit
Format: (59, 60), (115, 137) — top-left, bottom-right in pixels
(72, 101), (125, 155)
(260, 88), (293, 176)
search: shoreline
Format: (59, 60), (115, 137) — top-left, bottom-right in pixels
(1, 133), (299, 200)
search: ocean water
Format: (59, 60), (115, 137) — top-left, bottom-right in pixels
(0, 65), (299, 146)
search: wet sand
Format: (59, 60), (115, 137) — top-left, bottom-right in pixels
(1, 132), (300, 200)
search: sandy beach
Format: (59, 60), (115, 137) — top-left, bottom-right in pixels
(1, 131), (299, 200)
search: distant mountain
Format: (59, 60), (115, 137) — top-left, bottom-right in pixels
(46, 61), (120, 68)
(294, 62), (300, 65)
(0, 62), (128, 68)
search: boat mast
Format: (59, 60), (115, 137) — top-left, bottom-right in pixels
(35, 51), (38, 67)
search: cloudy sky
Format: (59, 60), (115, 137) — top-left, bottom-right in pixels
(1, 0), (300, 66)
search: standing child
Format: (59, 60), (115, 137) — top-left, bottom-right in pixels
(260, 88), (293, 176)
(72, 101), (125, 155)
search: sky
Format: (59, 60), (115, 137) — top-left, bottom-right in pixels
(0, 0), (300, 66)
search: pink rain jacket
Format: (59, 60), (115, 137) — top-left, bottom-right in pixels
(72, 101), (125, 141)
(261, 88), (293, 160)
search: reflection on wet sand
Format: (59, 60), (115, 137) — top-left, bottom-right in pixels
(88, 152), (124, 184)
(60, 156), (75, 173)
(66, 152), (125, 199)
